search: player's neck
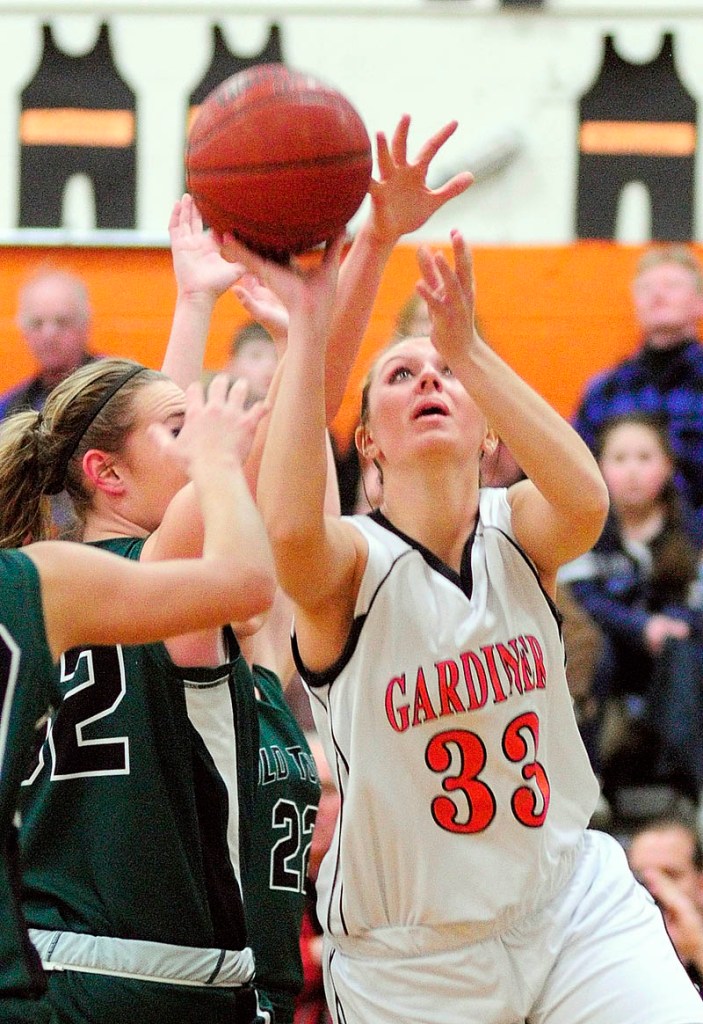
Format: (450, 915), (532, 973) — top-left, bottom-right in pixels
(81, 507), (149, 543)
(380, 465), (479, 572)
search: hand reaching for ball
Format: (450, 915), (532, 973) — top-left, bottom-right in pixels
(368, 115), (474, 246)
(169, 192), (245, 303)
(218, 234), (346, 355)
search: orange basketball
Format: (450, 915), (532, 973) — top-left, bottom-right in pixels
(185, 64), (372, 260)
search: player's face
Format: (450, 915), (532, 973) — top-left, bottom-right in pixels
(632, 261), (703, 346)
(365, 337), (486, 470)
(628, 827), (703, 909)
(118, 381), (188, 531)
(598, 422), (672, 514)
(224, 338), (278, 406)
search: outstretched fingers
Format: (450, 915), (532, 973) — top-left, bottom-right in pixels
(414, 119), (458, 170)
(188, 194), (204, 234)
(389, 113), (411, 165)
(450, 230), (475, 304)
(416, 243), (443, 298)
(415, 121), (473, 204)
(375, 131), (393, 182)
(433, 170), (474, 204)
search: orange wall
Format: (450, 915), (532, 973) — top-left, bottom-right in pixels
(1, 241), (694, 451)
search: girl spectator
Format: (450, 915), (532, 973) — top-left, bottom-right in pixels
(564, 412), (703, 804)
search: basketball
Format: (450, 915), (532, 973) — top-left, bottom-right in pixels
(185, 63), (373, 260)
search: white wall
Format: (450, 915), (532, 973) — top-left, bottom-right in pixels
(1, 0), (702, 243)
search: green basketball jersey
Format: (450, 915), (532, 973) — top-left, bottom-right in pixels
(245, 666), (321, 1024)
(17, 537), (261, 1022)
(0, 549), (57, 1016)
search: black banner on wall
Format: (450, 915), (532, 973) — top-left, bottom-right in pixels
(576, 33), (697, 241)
(18, 23), (137, 229)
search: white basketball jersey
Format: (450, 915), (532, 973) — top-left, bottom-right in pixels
(296, 488), (599, 947)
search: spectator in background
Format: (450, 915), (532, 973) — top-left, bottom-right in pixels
(573, 245), (703, 540)
(563, 412), (703, 812)
(0, 269), (96, 420)
(223, 320), (279, 408)
(627, 815), (703, 992)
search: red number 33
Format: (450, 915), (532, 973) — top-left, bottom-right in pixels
(425, 712), (550, 833)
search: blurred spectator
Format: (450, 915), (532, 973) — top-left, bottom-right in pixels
(573, 244), (703, 541)
(627, 815), (703, 991)
(0, 268), (96, 420)
(295, 735), (339, 1024)
(562, 412), (703, 809)
(223, 320), (278, 408)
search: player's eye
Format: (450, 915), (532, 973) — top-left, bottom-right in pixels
(388, 366), (412, 383)
(170, 426), (182, 438)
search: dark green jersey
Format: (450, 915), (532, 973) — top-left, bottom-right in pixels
(17, 538), (261, 1023)
(0, 549), (57, 1014)
(245, 666), (321, 1024)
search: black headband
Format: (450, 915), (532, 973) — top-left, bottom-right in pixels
(44, 364), (146, 495)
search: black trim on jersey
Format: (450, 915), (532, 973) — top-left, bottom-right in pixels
(327, 697), (350, 937)
(489, 526), (564, 637)
(293, 510), (479, 689)
(292, 547), (412, 691)
(181, 626), (242, 688)
(292, 614), (365, 691)
(370, 508), (478, 598)
(328, 947), (350, 1024)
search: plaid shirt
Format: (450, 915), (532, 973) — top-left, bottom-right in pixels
(572, 337), (703, 512)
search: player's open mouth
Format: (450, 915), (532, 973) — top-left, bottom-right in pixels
(413, 401), (448, 419)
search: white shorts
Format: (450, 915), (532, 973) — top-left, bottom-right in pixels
(323, 830), (703, 1024)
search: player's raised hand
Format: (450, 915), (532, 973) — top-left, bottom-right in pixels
(217, 234), (346, 351)
(416, 230), (479, 367)
(367, 116), (473, 244)
(232, 274), (290, 353)
(169, 193), (246, 302)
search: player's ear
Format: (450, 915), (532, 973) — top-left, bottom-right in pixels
(355, 423), (376, 461)
(355, 424), (384, 480)
(481, 427), (499, 459)
(82, 449), (126, 497)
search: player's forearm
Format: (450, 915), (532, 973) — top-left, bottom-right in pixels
(456, 339), (608, 522)
(325, 221), (395, 422)
(194, 458), (276, 618)
(258, 322), (329, 553)
(162, 292), (217, 391)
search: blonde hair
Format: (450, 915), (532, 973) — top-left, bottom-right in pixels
(636, 245), (703, 293)
(0, 358), (163, 547)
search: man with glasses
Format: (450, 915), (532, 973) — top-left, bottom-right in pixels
(0, 269), (96, 420)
